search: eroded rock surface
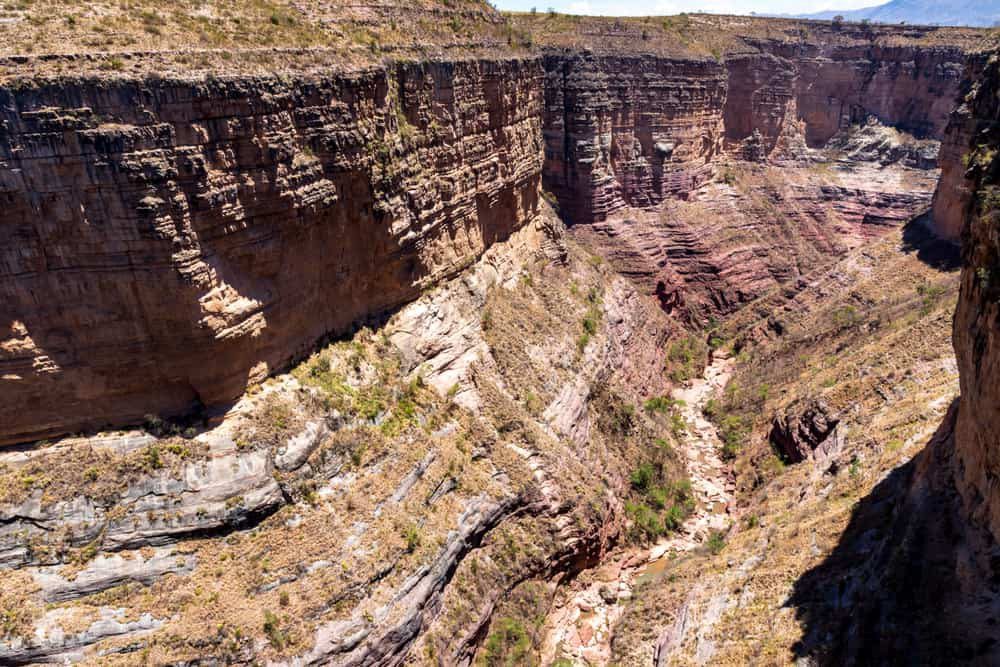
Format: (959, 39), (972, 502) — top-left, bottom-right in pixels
(539, 33), (969, 223)
(0, 59), (543, 446)
(769, 399), (842, 464)
(945, 52), (1000, 543)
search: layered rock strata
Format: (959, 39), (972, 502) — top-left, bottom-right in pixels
(0, 215), (683, 665)
(0, 59), (543, 446)
(541, 54), (726, 223)
(539, 40), (968, 223)
(569, 159), (939, 323)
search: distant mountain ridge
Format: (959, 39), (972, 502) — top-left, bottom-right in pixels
(800, 0), (1000, 26)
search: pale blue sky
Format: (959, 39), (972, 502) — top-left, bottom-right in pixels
(494, 0), (884, 16)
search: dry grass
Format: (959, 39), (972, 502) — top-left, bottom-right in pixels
(0, 216), (684, 664)
(0, 0), (532, 80)
(0, 436), (207, 508)
(508, 11), (988, 59)
(0, 570), (41, 640)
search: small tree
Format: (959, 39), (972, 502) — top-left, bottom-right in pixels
(832, 15), (844, 29)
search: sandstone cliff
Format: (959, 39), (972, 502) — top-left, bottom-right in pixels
(535, 30), (970, 223)
(0, 60), (543, 446)
(945, 52), (1000, 542)
(0, 8), (983, 447)
(0, 8), (997, 663)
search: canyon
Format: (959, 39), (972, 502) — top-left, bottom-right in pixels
(0, 3), (998, 665)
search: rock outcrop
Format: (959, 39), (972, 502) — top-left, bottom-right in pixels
(541, 53), (726, 223)
(0, 59), (543, 446)
(931, 53), (992, 240)
(568, 158), (940, 323)
(769, 398), (841, 464)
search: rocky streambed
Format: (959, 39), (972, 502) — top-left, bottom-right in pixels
(539, 353), (736, 665)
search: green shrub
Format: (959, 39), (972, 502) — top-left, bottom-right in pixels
(706, 530), (726, 554)
(403, 525), (421, 553)
(643, 396), (682, 413)
(481, 617), (532, 666)
(646, 485), (668, 509)
(142, 445), (163, 471)
(625, 501), (663, 538)
(627, 462), (695, 540)
(666, 335), (705, 382)
(630, 462), (656, 491)
(832, 305), (861, 328)
(662, 504), (688, 531)
(101, 57), (124, 71)
(263, 610), (285, 650)
(669, 412), (687, 438)
(716, 413), (748, 460)
(916, 282), (947, 315)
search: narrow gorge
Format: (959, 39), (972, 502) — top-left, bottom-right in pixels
(0, 3), (998, 665)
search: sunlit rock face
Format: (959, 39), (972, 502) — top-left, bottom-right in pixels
(540, 40), (967, 225)
(946, 53), (1000, 542)
(0, 59), (544, 445)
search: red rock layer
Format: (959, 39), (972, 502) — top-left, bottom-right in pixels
(0, 58), (543, 446)
(570, 164), (937, 323)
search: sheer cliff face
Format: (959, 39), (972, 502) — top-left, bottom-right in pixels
(0, 59), (543, 446)
(947, 53), (1000, 541)
(542, 54), (727, 223)
(932, 54), (992, 241)
(541, 42), (967, 223)
(0, 18), (977, 447)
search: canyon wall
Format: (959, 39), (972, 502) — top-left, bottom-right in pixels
(540, 39), (968, 223)
(0, 59), (543, 446)
(931, 53), (992, 241)
(541, 54), (727, 223)
(945, 53), (1000, 541)
(0, 18), (979, 446)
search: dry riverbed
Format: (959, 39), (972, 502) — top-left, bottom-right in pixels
(540, 354), (736, 664)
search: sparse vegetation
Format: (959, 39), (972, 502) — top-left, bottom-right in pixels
(666, 335), (706, 382)
(626, 449), (695, 541)
(481, 617), (533, 665)
(706, 529), (726, 554)
(576, 286), (603, 355)
(262, 610), (285, 651)
(403, 524), (421, 553)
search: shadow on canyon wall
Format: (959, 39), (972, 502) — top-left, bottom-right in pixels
(901, 213), (962, 271)
(787, 402), (1000, 666)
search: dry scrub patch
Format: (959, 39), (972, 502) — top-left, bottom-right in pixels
(0, 0), (531, 78)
